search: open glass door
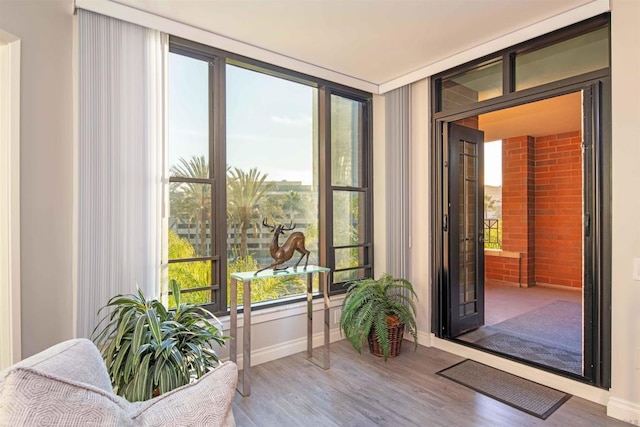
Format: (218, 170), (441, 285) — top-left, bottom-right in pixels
(447, 123), (485, 336)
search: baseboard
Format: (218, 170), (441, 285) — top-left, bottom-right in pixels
(607, 397), (640, 425)
(231, 328), (344, 368)
(403, 330), (433, 347)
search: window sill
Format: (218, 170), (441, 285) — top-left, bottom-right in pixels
(217, 294), (345, 330)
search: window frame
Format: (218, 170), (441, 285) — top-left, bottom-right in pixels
(168, 36), (373, 314)
(433, 13), (610, 115)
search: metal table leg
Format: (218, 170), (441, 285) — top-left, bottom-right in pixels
(230, 278), (251, 396)
(307, 272), (330, 369)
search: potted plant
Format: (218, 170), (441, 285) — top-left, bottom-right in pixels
(339, 274), (418, 360)
(92, 280), (228, 402)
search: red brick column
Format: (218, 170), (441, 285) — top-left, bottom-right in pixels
(534, 131), (583, 288)
(501, 136), (535, 286)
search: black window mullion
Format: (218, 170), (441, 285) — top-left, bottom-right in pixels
(318, 85), (333, 288)
(212, 57), (226, 314)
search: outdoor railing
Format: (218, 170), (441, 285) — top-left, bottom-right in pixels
(483, 218), (502, 249)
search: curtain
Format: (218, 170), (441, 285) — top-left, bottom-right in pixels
(76, 9), (167, 339)
(385, 86), (411, 279)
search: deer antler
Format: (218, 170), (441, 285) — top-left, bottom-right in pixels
(281, 221), (296, 231)
(262, 218), (275, 230)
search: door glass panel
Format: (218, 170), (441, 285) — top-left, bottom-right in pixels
(440, 59), (502, 111)
(515, 27), (609, 91)
(460, 140), (478, 316)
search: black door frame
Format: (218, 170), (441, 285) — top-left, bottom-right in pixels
(430, 73), (611, 387)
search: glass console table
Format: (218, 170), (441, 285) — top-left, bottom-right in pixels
(229, 265), (331, 397)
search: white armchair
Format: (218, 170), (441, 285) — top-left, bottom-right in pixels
(0, 339), (237, 426)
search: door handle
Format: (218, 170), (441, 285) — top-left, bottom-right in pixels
(479, 233), (485, 243)
(443, 214), (448, 232)
(584, 213), (591, 237)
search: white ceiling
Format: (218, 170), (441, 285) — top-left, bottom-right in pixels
(113, 0), (600, 88)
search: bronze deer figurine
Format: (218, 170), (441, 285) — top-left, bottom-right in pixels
(255, 218), (310, 275)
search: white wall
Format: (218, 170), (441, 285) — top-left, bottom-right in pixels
(408, 79), (431, 342)
(608, 0), (640, 422)
(0, 0), (75, 358)
(0, 29), (21, 368)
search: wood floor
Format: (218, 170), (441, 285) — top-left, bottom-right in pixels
(232, 340), (625, 427)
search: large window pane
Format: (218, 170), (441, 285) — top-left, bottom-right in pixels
(440, 59), (502, 111)
(226, 64), (319, 304)
(169, 182), (212, 258)
(331, 95), (363, 187)
(168, 53), (209, 177)
(333, 191), (365, 246)
(515, 27), (609, 91)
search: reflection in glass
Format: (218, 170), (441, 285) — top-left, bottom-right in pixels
(168, 53), (209, 176)
(169, 182), (212, 258)
(331, 95), (362, 187)
(441, 59), (502, 111)
(333, 191), (365, 246)
(516, 27), (609, 91)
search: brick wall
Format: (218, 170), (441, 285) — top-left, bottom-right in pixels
(484, 131), (582, 289)
(500, 136), (535, 286)
(534, 131), (583, 288)
(485, 251), (521, 284)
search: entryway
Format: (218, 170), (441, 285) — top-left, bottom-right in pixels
(432, 77), (609, 386)
(450, 92), (587, 378)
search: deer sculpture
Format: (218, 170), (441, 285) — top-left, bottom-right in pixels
(255, 218), (310, 275)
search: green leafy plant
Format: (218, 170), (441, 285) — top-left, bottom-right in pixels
(339, 274), (418, 360)
(92, 280), (228, 402)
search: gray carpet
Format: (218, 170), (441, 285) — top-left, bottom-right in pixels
(437, 359), (572, 420)
(460, 300), (583, 375)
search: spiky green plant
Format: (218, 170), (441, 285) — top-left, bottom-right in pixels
(339, 274), (418, 360)
(91, 280), (228, 402)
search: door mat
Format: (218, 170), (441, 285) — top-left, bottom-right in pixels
(473, 332), (582, 375)
(436, 359), (571, 419)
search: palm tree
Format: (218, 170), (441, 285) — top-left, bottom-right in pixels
(170, 156), (210, 255)
(484, 194), (497, 219)
(227, 167), (273, 258)
(281, 190), (306, 222)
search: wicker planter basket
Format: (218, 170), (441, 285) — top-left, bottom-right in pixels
(367, 323), (405, 358)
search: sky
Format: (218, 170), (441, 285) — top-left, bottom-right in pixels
(168, 53), (315, 184)
(484, 140), (502, 187)
(169, 52), (502, 188)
